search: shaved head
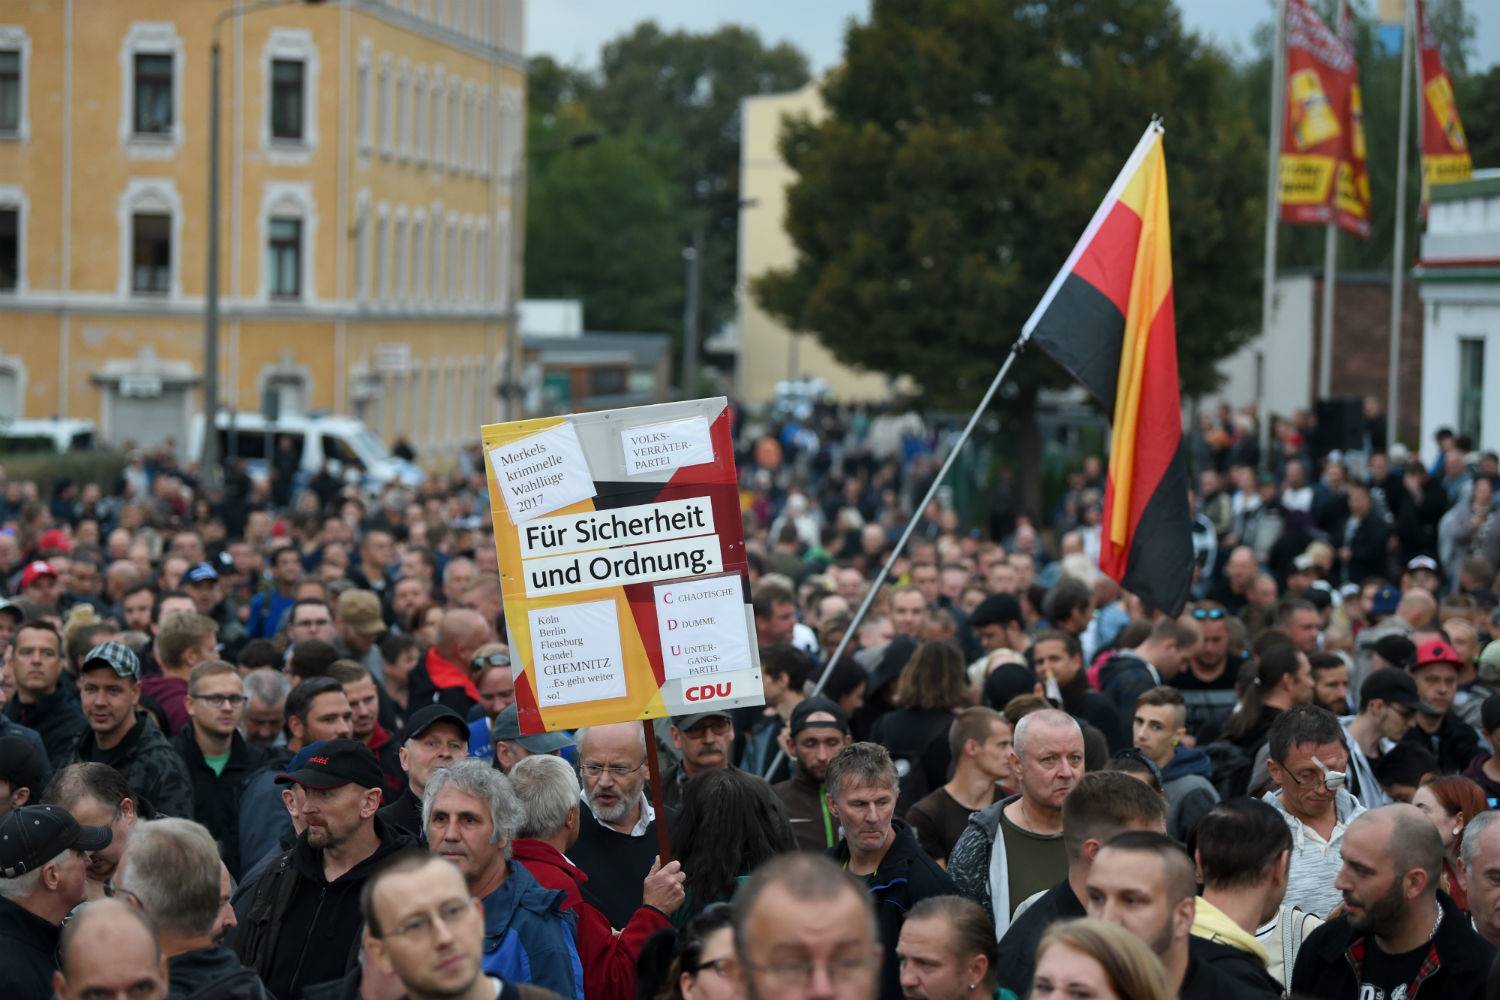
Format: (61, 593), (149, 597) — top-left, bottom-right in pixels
(1013, 708), (1081, 757)
(437, 608), (489, 658)
(1357, 804), (1444, 885)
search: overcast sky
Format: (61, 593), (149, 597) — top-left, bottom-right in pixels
(529, 0), (1499, 74)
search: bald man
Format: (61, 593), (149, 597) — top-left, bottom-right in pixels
(1354, 589), (1437, 693)
(53, 899), (169, 1000)
(1291, 804), (1493, 998)
(410, 609), (489, 714)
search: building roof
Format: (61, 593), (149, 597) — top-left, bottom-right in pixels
(522, 332), (669, 366)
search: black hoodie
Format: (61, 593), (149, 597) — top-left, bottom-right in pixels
(233, 815), (413, 1000)
(167, 945), (270, 1000)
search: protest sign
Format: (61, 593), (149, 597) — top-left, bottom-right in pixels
(483, 397), (763, 735)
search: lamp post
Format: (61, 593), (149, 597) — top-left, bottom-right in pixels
(202, 0), (327, 482)
(500, 129), (598, 420)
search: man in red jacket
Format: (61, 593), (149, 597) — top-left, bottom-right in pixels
(506, 755), (685, 999)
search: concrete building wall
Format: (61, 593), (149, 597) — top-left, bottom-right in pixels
(735, 81), (892, 406)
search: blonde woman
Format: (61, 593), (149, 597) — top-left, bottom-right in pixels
(1032, 918), (1172, 1000)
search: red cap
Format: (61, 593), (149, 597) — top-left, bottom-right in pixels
(35, 529), (72, 554)
(19, 561), (56, 590)
(1413, 638), (1463, 671)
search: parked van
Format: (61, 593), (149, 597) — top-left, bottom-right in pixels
(0, 418), (97, 455)
(188, 412), (423, 491)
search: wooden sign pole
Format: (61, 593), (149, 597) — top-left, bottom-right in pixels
(642, 719), (673, 864)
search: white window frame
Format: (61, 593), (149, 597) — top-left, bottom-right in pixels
(261, 28), (319, 166)
(431, 66), (446, 175)
(463, 83), (477, 174)
(412, 66), (428, 165)
(412, 208), (427, 304)
(377, 53), (393, 159)
(356, 39), (373, 157)
(447, 80), (460, 170)
(375, 202), (390, 304)
(0, 185), (26, 294)
(498, 83), (523, 184)
(0, 26), (32, 142)
(429, 201), (444, 303)
(117, 178), (182, 299)
(476, 217), (488, 305)
(447, 211), (460, 305)
(258, 181), (317, 304)
(501, 0), (524, 56)
(355, 189), (372, 304)
(396, 58), (411, 162)
(119, 22), (184, 160)
(494, 207), (511, 309)
(393, 206), (408, 305)
(476, 89), (490, 176)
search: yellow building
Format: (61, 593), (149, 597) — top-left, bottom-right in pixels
(0, 0), (526, 463)
(735, 80), (893, 406)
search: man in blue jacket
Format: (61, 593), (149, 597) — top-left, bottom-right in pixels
(423, 757), (581, 1000)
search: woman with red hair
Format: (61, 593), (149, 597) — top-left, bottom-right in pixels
(1413, 774), (1489, 911)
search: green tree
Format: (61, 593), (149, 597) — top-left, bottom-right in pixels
(754, 0), (1263, 416)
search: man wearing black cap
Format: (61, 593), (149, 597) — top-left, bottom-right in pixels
(0, 736), (48, 817)
(0, 803), (111, 996)
(662, 709), (736, 814)
(772, 696), (852, 852)
(1342, 669), (1422, 810)
(490, 703), (573, 774)
(68, 641), (194, 819)
(4, 621), (86, 768)
(378, 703), (469, 837)
(232, 738), (412, 999)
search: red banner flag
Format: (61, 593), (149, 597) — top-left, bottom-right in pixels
(1335, 1), (1372, 238)
(1279, 0), (1357, 227)
(1415, 0), (1472, 206)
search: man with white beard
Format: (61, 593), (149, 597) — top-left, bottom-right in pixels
(565, 723), (662, 930)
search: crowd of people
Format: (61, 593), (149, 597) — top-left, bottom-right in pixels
(1, 402), (1499, 1000)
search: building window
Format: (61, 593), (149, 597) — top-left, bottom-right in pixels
(270, 59), (305, 140)
(131, 212), (171, 295)
(267, 218), (302, 299)
(356, 42), (372, 154)
(355, 192), (371, 302)
(0, 48), (21, 136)
(412, 211), (426, 302)
(590, 367), (627, 396)
(448, 83), (460, 168)
(398, 61), (412, 160)
(394, 212), (408, 303)
(133, 53), (173, 135)
(413, 68), (427, 163)
(0, 206), (16, 291)
(431, 69), (446, 172)
(377, 56), (392, 157)
(376, 205), (390, 303)
(429, 208), (443, 302)
(1460, 337), (1486, 446)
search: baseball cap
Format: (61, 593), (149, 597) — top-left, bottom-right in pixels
(338, 590), (386, 637)
(1406, 555), (1440, 574)
(1359, 668), (1422, 711)
(0, 737), (49, 798)
(406, 704), (471, 743)
(19, 561), (55, 590)
(184, 562), (220, 584)
(1478, 639), (1500, 684)
(274, 738), (384, 790)
(0, 599), (23, 625)
(672, 710), (733, 731)
(1483, 693), (1500, 733)
(0, 805), (112, 879)
(81, 640), (141, 681)
(1373, 634), (1416, 670)
(1413, 638), (1463, 672)
(1370, 586), (1400, 616)
(490, 703), (574, 754)
(287, 740), (329, 774)
(36, 529), (72, 554)
(789, 696), (850, 738)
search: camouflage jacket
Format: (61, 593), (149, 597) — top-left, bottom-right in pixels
(69, 710), (195, 819)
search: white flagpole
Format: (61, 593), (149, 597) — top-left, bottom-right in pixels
(1261, 0), (1287, 457)
(1320, 222), (1337, 398)
(1387, 0), (1415, 448)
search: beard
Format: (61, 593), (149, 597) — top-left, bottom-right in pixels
(1346, 879), (1407, 934)
(589, 788), (640, 824)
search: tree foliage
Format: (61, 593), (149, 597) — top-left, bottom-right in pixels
(524, 26), (810, 344)
(752, 0), (1264, 407)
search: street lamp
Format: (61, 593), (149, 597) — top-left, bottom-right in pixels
(500, 129), (599, 420)
(202, 0), (328, 482)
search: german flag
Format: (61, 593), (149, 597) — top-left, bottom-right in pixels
(1023, 123), (1192, 615)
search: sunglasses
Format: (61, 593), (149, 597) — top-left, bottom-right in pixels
(471, 652), (511, 670)
(1192, 608), (1226, 620)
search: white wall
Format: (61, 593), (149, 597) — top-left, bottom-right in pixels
(1209, 275), (1315, 418)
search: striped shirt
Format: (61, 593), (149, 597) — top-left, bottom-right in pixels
(1263, 788), (1366, 918)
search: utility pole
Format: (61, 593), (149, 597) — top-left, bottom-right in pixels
(680, 218), (704, 397)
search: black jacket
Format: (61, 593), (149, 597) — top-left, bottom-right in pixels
(1178, 948), (1279, 1000)
(172, 727), (267, 879)
(167, 945), (271, 1000)
(1186, 937), (1280, 999)
(69, 710), (196, 818)
(4, 679), (87, 769)
(1290, 891), (1493, 1000)
(868, 708), (955, 811)
(1401, 711), (1482, 776)
(0, 895), (61, 999)
(1059, 675), (1126, 753)
(995, 879), (1085, 997)
(1098, 653), (1158, 738)
(377, 787), (425, 840)
(232, 815), (413, 1000)
(830, 818), (957, 1000)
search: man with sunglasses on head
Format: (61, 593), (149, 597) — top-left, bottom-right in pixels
(1263, 705), (1366, 918)
(1172, 603), (1243, 739)
(466, 645), (515, 755)
(1341, 669), (1423, 810)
